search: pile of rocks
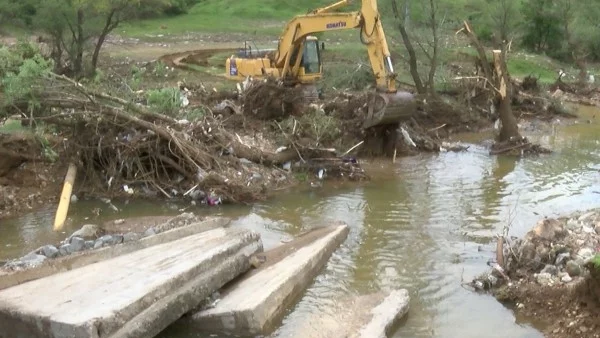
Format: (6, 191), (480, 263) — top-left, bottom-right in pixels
(474, 209), (600, 290)
(2, 212), (202, 271)
(521, 210), (600, 286)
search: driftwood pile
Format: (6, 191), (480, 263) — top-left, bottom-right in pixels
(1, 74), (368, 204)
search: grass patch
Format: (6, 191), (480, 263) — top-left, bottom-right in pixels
(0, 119), (25, 134)
(507, 55), (558, 84)
(119, 0), (336, 37)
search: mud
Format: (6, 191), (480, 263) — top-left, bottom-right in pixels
(495, 270), (600, 338)
(0, 133), (65, 220)
(159, 48), (237, 70)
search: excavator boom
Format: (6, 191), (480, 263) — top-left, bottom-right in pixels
(225, 0), (416, 128)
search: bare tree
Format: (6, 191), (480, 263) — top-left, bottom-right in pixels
(391, 0), (425, 94)
(390, 0), (443, 95)
(460, 21), (521, 144)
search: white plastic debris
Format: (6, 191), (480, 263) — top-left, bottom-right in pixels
(242, 76), (252, 91)
(282, 161), (292, 170)
(180, 94), (189, 107)
(275, 146), (288, 153)
(400, 127), (417, 147)
(317, 169), (325, 179)
(123, 185), (134, 195)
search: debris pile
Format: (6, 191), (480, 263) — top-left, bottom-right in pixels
(471, 209), (600, 338)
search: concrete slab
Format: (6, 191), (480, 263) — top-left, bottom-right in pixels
(283, 288), (410, 338)
(0, 217), (230, 291)
(0, 227), (262, 338)
(182, 222), (350, 335)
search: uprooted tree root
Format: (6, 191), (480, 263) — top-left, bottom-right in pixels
(242, 77), (306, 120)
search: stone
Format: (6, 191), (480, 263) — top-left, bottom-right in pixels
(123, 232), (141, 243)
(576, 248), (594, 262)
(69, 237), (85, 252)
(84, 241), (94, 250)
(143, 227), (157, 237)
(59, 244), (71, 256)
(541, 264), (558, 276)
(6, 253), (47, 270)
(528, 219), (567, 241)
(582, 226), (595, 234)
(578, 211), (596, 222)
(69, 224), (102, 240)
(41, 245), (59, 259)
(561, 274), (573, 283)
(535, 272), (553, 285)
(566, 219), (580, 230)
(99, 235), (113, 246)
(555, 252), (571, 266)
(93, 239), (103, 249)
(108, 234), (124, 245)
(0, 227), (262, 338)
(22, 253), (46, 267)
(566, 261), (582, 276)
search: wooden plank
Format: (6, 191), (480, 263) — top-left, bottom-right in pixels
(0, 227), (262, 338)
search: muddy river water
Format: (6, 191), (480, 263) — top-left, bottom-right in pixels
(1, 105), (600, 337)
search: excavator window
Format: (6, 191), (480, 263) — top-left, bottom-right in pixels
(302, 40), (321, 74)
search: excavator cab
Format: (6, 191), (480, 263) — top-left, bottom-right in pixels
(287, 36), (323, 84)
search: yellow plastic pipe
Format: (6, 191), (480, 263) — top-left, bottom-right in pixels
(53, 163), (77, 231)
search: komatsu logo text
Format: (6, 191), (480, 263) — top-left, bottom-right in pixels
(326, 21), (346, 29)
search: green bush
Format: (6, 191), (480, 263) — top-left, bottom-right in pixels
(592, 254), (600, 270)
(146, 88), (182, 116)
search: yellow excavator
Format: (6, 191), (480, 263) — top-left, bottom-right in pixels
(224, 0), (416, 129)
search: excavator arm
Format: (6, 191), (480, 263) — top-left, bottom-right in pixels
(273, 0), (397, 93)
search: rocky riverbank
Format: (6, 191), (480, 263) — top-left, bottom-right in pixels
(473, 209), (600, 338)
(1, 212), (203, 272)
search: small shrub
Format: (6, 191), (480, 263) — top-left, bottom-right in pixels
(146, 88), (181, 116)
(321, 62), (374, 91)
(153, 61), (168, 78)
(186, 108), (206, 121)
(297, 107), (342, 147)
(128, 65), (144, 90)
(592, 254), (600, 270)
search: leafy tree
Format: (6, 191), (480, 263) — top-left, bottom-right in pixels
(0, 0), (172, 78)
(521, 0), (563, 54)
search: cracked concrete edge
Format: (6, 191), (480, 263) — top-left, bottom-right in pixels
(0, 229), (262, 338)
(185, 223), (350, 335)
(0, 217), (231, 291)
(356, 289), (411, 338)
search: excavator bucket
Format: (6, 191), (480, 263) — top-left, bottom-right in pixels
(362, 91), (417, 129)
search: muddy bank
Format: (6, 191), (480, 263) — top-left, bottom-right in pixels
(0, 133), (65, 219)
(473, 210), (600, 338)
